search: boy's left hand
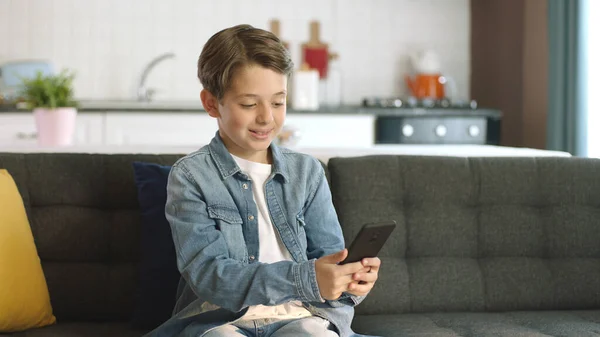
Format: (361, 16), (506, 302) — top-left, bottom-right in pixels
(346, 257), (381, 296)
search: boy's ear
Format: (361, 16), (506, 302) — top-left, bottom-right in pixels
(200, 89), (220, 118)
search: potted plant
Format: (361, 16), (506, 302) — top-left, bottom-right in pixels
(20, 70), (78, 147)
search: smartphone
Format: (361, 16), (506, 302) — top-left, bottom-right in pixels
(339, 221), (397, 265)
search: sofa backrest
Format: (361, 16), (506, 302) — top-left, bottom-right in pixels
(0, 153), (182, 322)
(3, 152), (600, 321)
(327, 155), (600, 315)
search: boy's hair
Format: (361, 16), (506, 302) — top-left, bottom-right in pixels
(198, 24), (294, 100)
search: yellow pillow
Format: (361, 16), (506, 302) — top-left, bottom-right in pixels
(0, 169), (56, 332)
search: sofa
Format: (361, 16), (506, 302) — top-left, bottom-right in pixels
(1, 152), (599, 337)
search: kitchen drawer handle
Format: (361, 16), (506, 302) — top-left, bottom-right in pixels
(16, 132), (38, 140)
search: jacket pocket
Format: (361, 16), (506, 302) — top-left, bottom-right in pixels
(207, 205), (247, 262)
(208, 205), (243, 225)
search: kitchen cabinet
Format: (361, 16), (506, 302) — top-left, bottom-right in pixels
(104, 112), (217, 146)
(0, 111), (375, 148)
(0, 113), (104, 146)
(75, 113), (105, 145)
(105, 113), (374, 148)
(0, 114), (38, 146)
(283, 114), (375, 148)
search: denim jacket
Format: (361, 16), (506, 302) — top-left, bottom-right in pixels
(144, 133), (370, 337)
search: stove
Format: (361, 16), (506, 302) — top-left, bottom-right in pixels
(362, 96), (478, 110)
(363, 97), (501, 145)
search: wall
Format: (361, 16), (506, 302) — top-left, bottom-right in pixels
(522, 0), (548, 150)
(471, 0), (548, 148)
(0, 0), (470, 104)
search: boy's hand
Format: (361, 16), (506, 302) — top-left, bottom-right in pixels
(346, 257), (381, 297)
(315, 249), (365, 300)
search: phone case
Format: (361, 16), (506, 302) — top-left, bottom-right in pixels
(340, 221), (396, 265)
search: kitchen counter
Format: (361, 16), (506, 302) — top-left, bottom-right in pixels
(0, 100), (502, 118)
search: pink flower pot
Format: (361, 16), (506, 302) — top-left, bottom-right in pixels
(33, 108), (77, 147)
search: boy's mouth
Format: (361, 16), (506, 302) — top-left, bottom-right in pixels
(249, 129), (272, 138)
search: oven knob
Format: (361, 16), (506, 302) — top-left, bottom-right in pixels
(468, 125), (480, 137)
(422, 98), (435, 108)
(402, 124), (414, 137)
(440, 98), (451, 108)
(435, 125), (447, 137)
(406, 96), (418, 107)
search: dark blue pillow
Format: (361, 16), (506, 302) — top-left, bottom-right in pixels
(131, 162), (180, 330)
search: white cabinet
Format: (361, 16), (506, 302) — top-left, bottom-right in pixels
(103, 112), (374, 148)
(0, 114), (38, 146)
(104, 112), (217, 146)
(0, 111), (375, 149)
(0, 113), (104, 146)
(74, 113), (104, 145)
(283, 114), (375, 148)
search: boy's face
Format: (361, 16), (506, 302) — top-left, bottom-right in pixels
(203, 64), (287, 164)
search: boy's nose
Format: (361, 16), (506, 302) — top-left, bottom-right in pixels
(257, 105), (274, 124)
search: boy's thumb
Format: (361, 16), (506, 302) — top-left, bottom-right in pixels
(326, 249), (348, 264)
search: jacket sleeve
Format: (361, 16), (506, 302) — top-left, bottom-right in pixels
(301, 161), (366, 307)
(165, 162), (324, 313)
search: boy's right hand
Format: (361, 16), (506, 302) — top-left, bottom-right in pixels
(315, 249), (368, 300)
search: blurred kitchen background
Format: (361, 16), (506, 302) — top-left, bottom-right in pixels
(0, 0), (471, 103)
(0, 0), (597, 157)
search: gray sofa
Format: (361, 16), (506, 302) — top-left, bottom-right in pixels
(1, 152), (599, 337)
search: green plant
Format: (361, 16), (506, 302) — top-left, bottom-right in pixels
(19, 70), (78, 109)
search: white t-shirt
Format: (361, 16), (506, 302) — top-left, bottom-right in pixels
(231, 154), (312, 320)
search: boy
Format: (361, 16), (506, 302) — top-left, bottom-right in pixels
(145, 24), (381, 337)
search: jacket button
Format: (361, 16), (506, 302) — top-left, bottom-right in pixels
(242, 183), (248, 189)
(248, 215), (254, 221)
(249, 255), (255, 261)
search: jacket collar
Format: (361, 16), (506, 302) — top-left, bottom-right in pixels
(208, 131), (289, 183)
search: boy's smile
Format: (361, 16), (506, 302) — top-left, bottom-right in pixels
(202, 64), (287, 164)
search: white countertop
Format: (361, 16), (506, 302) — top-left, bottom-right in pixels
(77, 99), (206, 111)
(0, 144), (572, 163)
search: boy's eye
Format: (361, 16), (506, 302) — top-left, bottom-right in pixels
(272, 102), (285, 107)
(240, 104), (256, 108)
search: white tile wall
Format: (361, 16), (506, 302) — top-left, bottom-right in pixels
(0, 0), (470, 104)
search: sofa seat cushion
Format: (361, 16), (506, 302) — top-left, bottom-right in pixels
(352, 310), (600, 337)
(6, 322), (149, 337)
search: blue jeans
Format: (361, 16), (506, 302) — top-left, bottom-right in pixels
(202, 316), (339, 337)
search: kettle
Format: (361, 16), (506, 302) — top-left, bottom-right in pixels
(405, 50), (446, 100)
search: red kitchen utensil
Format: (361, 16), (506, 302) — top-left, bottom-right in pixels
(269, 19), (289, 50)
(301, 21), (329, 79)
